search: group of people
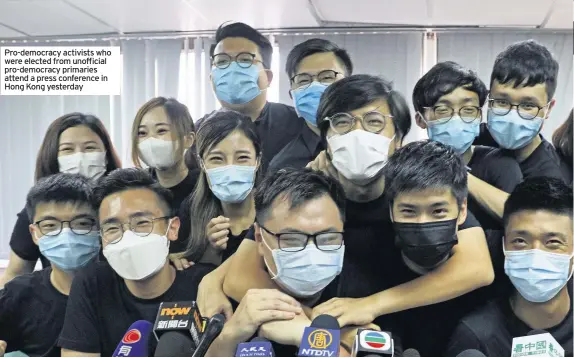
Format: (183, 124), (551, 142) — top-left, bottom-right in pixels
(0, 21), (572, 357)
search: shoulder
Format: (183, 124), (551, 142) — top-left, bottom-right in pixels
(460, 210), (480, 230)
(179, 263), (216, 282)
(266, 103), (301, 122)
(2, 269), (48, 301)
(72, 261), (118, 290)
(458, 299), (506, 339)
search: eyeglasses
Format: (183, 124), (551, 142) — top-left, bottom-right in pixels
(100, 216), (170, 244)
(35, 217), (97, 236)
(488, 99), (549, 120)
(290, 70), (343, 90)
(259, 225), (344, 252)
(423, 105), (482, 124)
(325, 110), (392, 135)
(211, 52), (264, 69)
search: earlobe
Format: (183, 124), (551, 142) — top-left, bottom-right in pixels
(266, 70), (274, 86)
(457, 199), (468, 226)
(186, 132), (196, 148)
(415, 112), (427, 129)
(29, 224), (40, 246)
(167, 217), (181, 242)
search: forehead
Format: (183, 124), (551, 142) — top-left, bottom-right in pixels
(490, 80), (548, 103)
(205, 130), (256, 155)
(264, 194), (343, 229)
(140, 106), (169, 127)
(34, 201), (95, 221)
(59, 125), (101, 143)
(436, 87), (480, 104)
(394, 187), (457, 206)
(98, 188), (166, 221)
(214, 37), (261, 58)
(296, 52), (345, 75)
(506, 210), (573, 240)
(346, 98), (391, 116)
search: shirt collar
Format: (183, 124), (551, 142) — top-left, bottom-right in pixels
(301, 123), (322, 155)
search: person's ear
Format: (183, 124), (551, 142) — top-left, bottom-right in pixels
(166, 217), (181, 242)
(415, 112), (427, 129)
(457, 198), (468, 226)
(29, 224), (40, 246)
(545, 99), (556, 120)
(265, 70), (274, 86)
(184, 132), (195, 149)
(254, 222), (265, 256)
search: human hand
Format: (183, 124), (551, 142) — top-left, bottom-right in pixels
(0, 340), (6, 357)
(258, 311), (311, 347)
(197, 271), (233, 320)
(207, 216), (231, 251)
(340, 323), (381, 352)
(312, 296), (378, 327)
(169, 253), (194, 271)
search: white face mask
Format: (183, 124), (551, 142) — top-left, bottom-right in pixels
(327, 130), (394, 185)
(138, 138), (177, 170)
(260, 228), (344, 297)
(58, 152), (107, 180)
(103, 222), (171, 281)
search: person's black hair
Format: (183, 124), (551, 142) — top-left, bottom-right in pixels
(316, 74), (411, 148)
(26, 173), (95, 222)
(285, 38), (353, 79)
(412, 61), (487, 113)
(552, 109), (573, 167)
(211, 22), (272, 69)
(255, 167), (346, 225)
(491, 39), (559, 100)
(93, 168), (173, 215)
(383, 140), (468, 207)
(503, 177), (573, 226)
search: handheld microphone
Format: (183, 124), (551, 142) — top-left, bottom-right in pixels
(235, 337), (275, 357)
(192, 313), (226, 357)
(153, 301), (205, 347)
(112, 320), (153, 357)
(154, 331), (195, 357)
(402, 348), (421, 357)
(511, 329), (565, 357)
(457, 349), (486, 357)
(351, 329), (394, 357)
(298, 314), (341, 357)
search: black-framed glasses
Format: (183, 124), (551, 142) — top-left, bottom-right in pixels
(488, 99), (549, 120)
(290, 70), (343, 90)
(423, 105), (482, 124)
(211, 52), (264, 69)
(35, 217), (97, 236)
(100, 216), (170, 244)
(259, 225), (344, 252)
(325, 110), (392, 135)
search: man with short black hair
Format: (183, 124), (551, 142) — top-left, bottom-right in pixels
(269, 38), (353, 171)
(447, 177), (573, 357)
(0, 173), (100, 356)
(59, 169), (214, 357)
(200, 22), (304, 170)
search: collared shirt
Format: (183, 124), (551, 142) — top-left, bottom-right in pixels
(267, 123), (324, 173)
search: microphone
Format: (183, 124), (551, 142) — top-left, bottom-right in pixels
(192, 313), (226, 357)
(112, 320), (153, 357)
(401, 348), (420, 357)
(154, 331), (195, 357)
(351, 329), (394, 357)
(511, 329), (565, 357)
(457, 349), (486, 357)
(298, 314), (341, 357)
(153, 301), (205, 347)
(235, 337), (275, 357)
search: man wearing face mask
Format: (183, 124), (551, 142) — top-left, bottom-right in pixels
(268, 38), (352, 172)
(0, 173), (100, 356)
(58, 169), (214, 357)
(197, 22), (304, 171)
(447, 177), (573, 357)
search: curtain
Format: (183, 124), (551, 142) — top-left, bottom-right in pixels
(437, 31), (573, 138)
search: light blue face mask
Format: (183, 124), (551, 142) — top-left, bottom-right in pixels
(206, 164), (257, 203)
(487, 109), (544, 150)
(38, 228), (101, 271)
(292, 82), (329, 127)
(426, 115), (480, 154)
(211, 62), (263, 105)
(504, 247), (573, 303)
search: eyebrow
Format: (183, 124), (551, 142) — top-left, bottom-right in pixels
(519, 96), (543, 105)
(278, 227), (341, 234)
(235, 150), (253, 155)
(544, 232), (568, 241)
(430, 201), (450, 207)
(101, 211), (156, 226)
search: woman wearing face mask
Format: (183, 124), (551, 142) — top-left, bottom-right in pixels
(0, 113), (121, 287)
(184, 110), (261, 266)
(131, 97), (198, 258)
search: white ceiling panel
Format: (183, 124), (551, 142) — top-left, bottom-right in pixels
(0, 24), (25, 38)
(544, 0), (573, 29)
(313, 0), (429, 25)
(0, 0), (117, 36)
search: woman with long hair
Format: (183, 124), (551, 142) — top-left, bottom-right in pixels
(0, 113), (121, 286)
(552, 109), (573, 171)
(184, 110), (262, 265)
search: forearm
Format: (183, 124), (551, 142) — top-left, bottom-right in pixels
(467, 174), (509, 221)
(0, 251), (35, 288)
(205, 329), (239, 357)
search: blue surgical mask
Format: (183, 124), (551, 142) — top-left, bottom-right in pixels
(206, 164), (257, 203)
(292, 82), (329, 126)
(38, 228), (101, 271)
(261, 229), (344, 297)
(211, 62), (263, 105)
(504, 247), (573, 303)
(487, 109), (543, 150)
(426, 115), (480, 154)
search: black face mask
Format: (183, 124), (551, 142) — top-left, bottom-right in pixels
(394, 219), (459, 268)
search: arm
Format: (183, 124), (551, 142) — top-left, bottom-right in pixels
(467, 174), (509, 221)
(0, 250), (35, 288)
(197, 256), (233, 318)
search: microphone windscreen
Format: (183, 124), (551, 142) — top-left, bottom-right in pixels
(154, 331), (195, 357)
(457, 349), (486, 357)
(310, 314), (340, 330)
(402, 348), (421, 357)
(527, 329), (549, 336)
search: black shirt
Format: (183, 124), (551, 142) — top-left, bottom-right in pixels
(446, 285), (573, 357)
(164, 169), (200, 253)
(0, 268), (67, 356)
(9, 206), (51, 268)
(57, 262), (214, 356)
(222, 229), (249, 263)
(268, 123), (324, 173)
(197, 103), (305, 171)
(519, 137), (572, 184)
